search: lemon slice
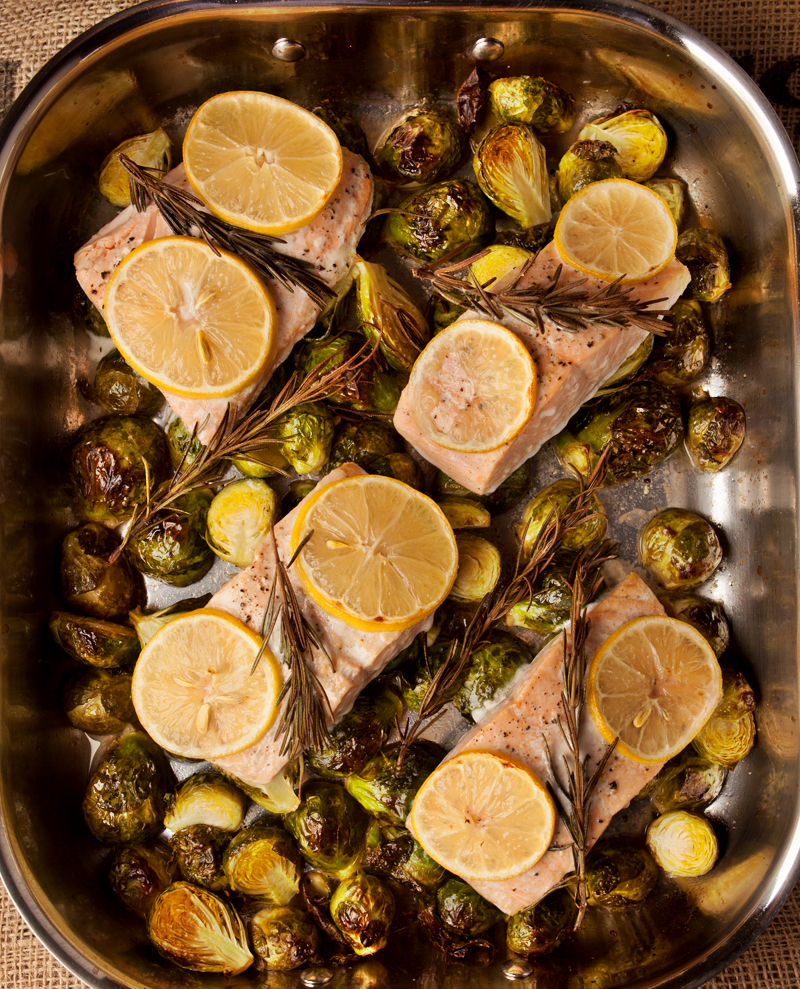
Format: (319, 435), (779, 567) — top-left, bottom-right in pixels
(183, 91), (343, 235)
(104, 236), (275, 399)
(409, 750), (556, 882)
(291, 474), (458, 633)
(587, 615), (723, 765)
(553, 178), (678, 284)
(131, 608), (282, 760)
(407, 318), (537, 453)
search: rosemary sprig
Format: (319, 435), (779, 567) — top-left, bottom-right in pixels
(119, 155), (335, 309)
(417, 248), (671, 336)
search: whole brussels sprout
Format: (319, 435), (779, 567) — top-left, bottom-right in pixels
(374, 105), (467, 186)
(164, 771), (247, 833)
(206, 478), (279, 569)
(488, 75), (576, 133)
(61, 523), (143, 619)
(686, 396), (746, 472)
(284, 781), (369, 879)
(663, 594), (730, 657)
(332, 419), (402, 464)
(692, 712), (756, 768)
(99, 127), (171, 207)
(148, 881), (253, 974)
(715, 668), (757, 720)
(437, 877), (501, 935)
(128, 488), (215, 586)
(223, 825), (303, 903)
(354, 258), (430, 372)
(474, 123), (551, 229)
(454, 634), (532, 721)
(63, 668), (135, 733)
(506, 887), (578, 957)
(49, 611), (139, 668)
(70, 415), (171, 525)
(578, 106), (668, 182)
(675, 228), (732, 302)
(652, 299), (711, 387)
(596, 334), (654, 396)
(517, 479), (606, 557)
(432, 471), (474, 500)
(346, 741), (444, 826)
(311, 100), (369, 157)
(485, 460), (532, 514)
(295, 332), (392, 412)
(438, 497), (491, 530)
(170, 824), (231, 890)
(553, 382), (684, 486)
(250, 904), (321, 971)
(645, 176), (689, 228)
(557, 140), (622, 202)
(449, 533), (501, 604)
(129, 594), (212, 647)
(93, 350), (164, 415)
(108, 839), (178, 916)
(330, 871), (395, 956)
(273, 401), (334, 474)
(167, 417), (203, 470)
(386, 451), (424, 490)
(364, 821), (446, 893)
(639, 508), (722, 589)
(646, 810), (719, 877)
(82, 731), (170, 844)
(387, 179), (492, 264)
(300, 870), (346, 945)
(401, 639), (466, 711)
(506, 568), (573, 635)
(650, 753), (727, 814)
(585, 842), (658, 909)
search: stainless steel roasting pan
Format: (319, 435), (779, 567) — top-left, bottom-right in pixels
(0, 2), (798, 987)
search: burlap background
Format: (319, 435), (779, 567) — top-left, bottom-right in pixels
(2, 0), (800, 985)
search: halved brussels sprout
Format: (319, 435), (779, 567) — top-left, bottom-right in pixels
(387, 180), (493, 264)
(675, 228), (732, 302)
(474, 123), (551, 229)
(557, 140), (622, 202)
(646, 810), (719, 877)
(222, 764), (301, 815)
(517, 479), (606, 557)
(128, 488), (215, 587)
(437, 877), (502, 935)
(401, 639), (466, 711)
(61, 523), (143, 619)
(364, 821), (446, 894)
(506, 887), (578, 957)
(639, 508), (722, 590)
(662, 594), (730, 658)
(99, 128), (171, 207)
(715, 668), (757, 721)
(49, 611), (139, 668)
(295, 331), (400, 413)
(645, 176), (688, 228)
(273, 401), (334, 474)
(129, 594), (212, 647)
(438, 497), (491, 530)
(596, 334), (654, 396)
(650, 753), (727, 814)
(206, 478), (279, 569)
(284, 782), (369, 879)
(454, 633), (532, 721)
(449, 533), (501, 604)
(346, 741), (444, 826)
(64, 668), (135, 733)
(374, 105), (467, 185)
(585, 842), (658, 909)
(311, 100), (369, 157)
(506, 569), (572, 635)
(386, 451), (424, 490)
(93, 350), (164, 415)
(250, 904), (321, 971)
(170, 824), (231, 890)
(332, 419), (402, 464)
(108, 841), (177, 917)
(164, 771), (247, 833)
(148, 881), (253, 974)
(652, 299), (711, 387)
(353, 258), (430, 372)
(330, 871), (395, 956)
(167, 417), (204, 470)
(692, 712), (756, 769)
(223, 824), (303, 904)
(578, 107), (667, 182)
(233, 444), (289, 479)
(488, 76), (576, 133)
(686, 396), (746, 473)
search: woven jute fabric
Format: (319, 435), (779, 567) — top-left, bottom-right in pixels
(2, 0), (800, 986)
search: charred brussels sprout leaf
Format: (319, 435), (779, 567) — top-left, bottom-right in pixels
(93, 350), (164, 415)
(639, 508), (722, 589)
(365, 821), (446, 893)
(99, 128), (171, 207)
(109, 840), (178, 916)
(273, 401), (334, 474)
(506, 887), (578, 956)
(488, 76), (576, 133)
(585, 842), (658, 909)
(650, 753), (727, 813)
(330, 871), (395, 956)
(206, 478), (279, 569)
(164, 771), (247, 832)
(645, 176), (688, 228)
(223, 825), (303, 903)
(64, 668), (135, 733)
(692, 712), (756, 768)
(438, 497), (491, 530)
(686, 396), (746, 472)
(170, 824), (231, 890)
(374, 105), (467, 186)
(167, 417), (203, 470)
(129, 594), (211, 648)
(128, 488), (214, 586)
(557, 140), (622, 202)
(148, 881), (253, 974)
(454, 634), (531, 721)
(578, 107), (668, 182)
(715, 668), (757, 720)
(70, 415), (171, 525)
(437, 877), (502, 935)
(284, 782), (369, 879)
(474, 122), (551, 229)
(82, 731), (170, 844)
(387, 180), (492, 264)
(250, 904), (321, 971)
(49, 611), (139, 668)
(311, 101), (369, 157)
(61, 523), (143, 619)
(662, 594), (730, 658)
(301, 870), (347, 945)
(354, 258), (430, 372)
(646, 811), (719, 877)
(652, 299), (711, 387)
(506, 569), (573, 635)
(449, 533), (501, 603)
(345, 741), (444, 825)
(675, 228), (732, 302)
(307, 686), (403, 779)
(517, 479), (606, 557)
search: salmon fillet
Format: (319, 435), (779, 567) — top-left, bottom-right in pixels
(421, 573), (666, 915)
(394, 243), (691, 494)
(74, 150), (374, 443)
(208, 463), (432, 789)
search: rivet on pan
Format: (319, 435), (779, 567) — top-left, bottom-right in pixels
(272, 38), (306, 62)
(470, 37), (505, 62)
(502, 958), (534, 980)
(300, 967), (334, 987)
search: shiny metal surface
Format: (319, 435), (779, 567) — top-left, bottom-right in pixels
(0, 2), (798, 989)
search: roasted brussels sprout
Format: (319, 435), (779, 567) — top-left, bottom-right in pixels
(250, 904), (321, 971)
(474, 123), (551, 229)
(64, 668), (135, 733)
(557, 140), (622, 202)
(387, 180), (492, 264)
(273, 401), (334, 474)
(485, 460), (532, 514)
(449, 533), (501, 604)
(205, 478), (278, 569)
(61, 523), (143, 620)
(715, 668), (757, 721)
(374, 105), (467, 186)
(167, 416), (203, 469)
(148, 881), (253, 974)
(223, 764), (301, 815)
(332, 419), (402, 464)
(675, 228), (732, 302)
(553, 382), (684, 486)
(646, 811), (719, 877)
(386, 451), (424, 490)
(506, 887), (578, 957)
(311, 100), (369, 157)
(296, 331), (399, 413)
(353, 258), (430, 372)
(663, 594), (730, 657)
(70, 415), (171, 525)
(82, 731), (169, 844)
(282, 479), (317, 514)
(692, 712), (756, 768)
(330, 871), (395, 956)
(99, 128), (171, 206)
(346, 741), (444, 826)
(438, 497), (491, 530)
(93, 350), (164, 415)
(517, 479), (606, 557)
(650, 753), (727, 813)
(233, 444), (289, 479)
(109, 841), (177, 918)
(307, 686), (403, 779)
(364, 821), (446, 893)
(170, 824), (230, 890)
(686, 396), (746, 473)
(128, 488), (215, 586)
(578, 107), (667, 182)
(506, 569), (573, 635)
(645, 176), (688, 228)
(129, 594), (211, 647)
(585, 842), (658, 909)
(454, 634), (531, 721)
(221, 825), (302, 904)
(401, 639), (465, 711)
(49, 611), (139, 668)
(596, 333), (654, 396)
(437, 877), (501, 935)
(431, 295), (467, 334)
(488, 75), (576, 133)
(639, 508), (723, 589)
(284, 782), (369, 879)
(164, 771), (247, 833)
(652, 299), (711, 387)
